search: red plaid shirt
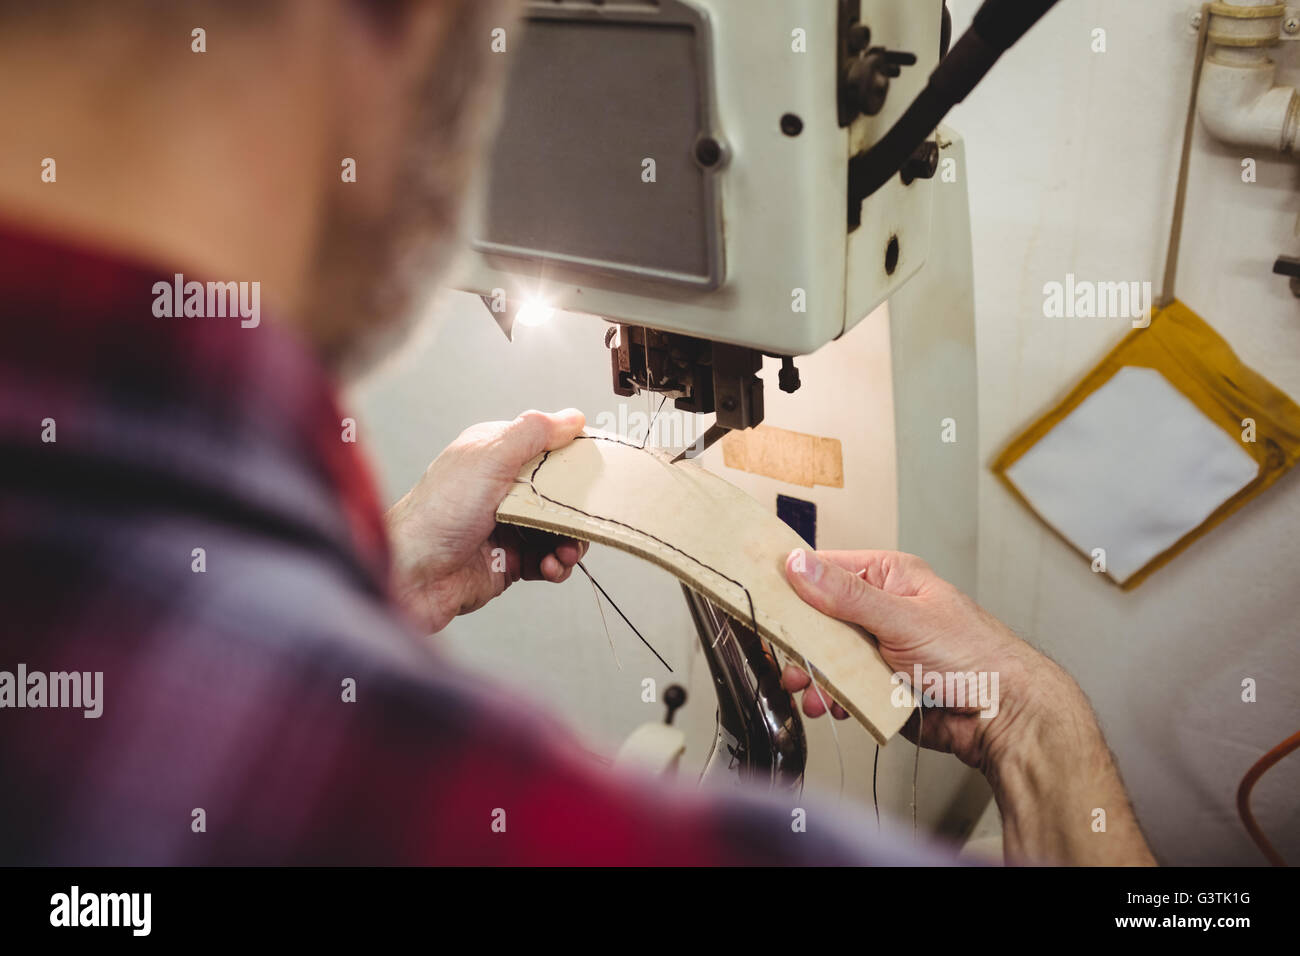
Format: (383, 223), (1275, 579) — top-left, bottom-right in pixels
(0, 221), (933, 865)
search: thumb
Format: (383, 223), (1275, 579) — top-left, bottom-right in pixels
(785, 548), (913, 638)
(499, 408), (586, 467)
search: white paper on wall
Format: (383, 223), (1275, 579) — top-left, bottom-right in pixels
(1004, 365), (1259, 585)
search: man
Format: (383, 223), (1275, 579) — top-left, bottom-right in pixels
(0, 0), (1153, 865)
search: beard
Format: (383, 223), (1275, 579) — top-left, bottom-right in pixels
(304, 0), (513, 378)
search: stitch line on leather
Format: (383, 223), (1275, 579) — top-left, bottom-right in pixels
(525, 435), (763, 647)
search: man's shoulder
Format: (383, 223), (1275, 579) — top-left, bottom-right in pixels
(0, 506), (476, 864)
(174, 518), (429, 673)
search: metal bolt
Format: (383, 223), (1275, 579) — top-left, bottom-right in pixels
(901, 140), (940, 185)
(1286, 16), (1300, 34)
(847, 23), (871, 55)
(778, 357), (801, 394)
(694, 136), (723, 168)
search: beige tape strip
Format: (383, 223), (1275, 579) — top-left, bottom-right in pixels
(720, 425), (844, 489)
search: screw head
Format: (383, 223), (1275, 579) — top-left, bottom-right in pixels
(778, 359), (801, 394)
(1190, 11), (1202, 29)
(694, 136), (723, 168)
(847, 23), (871, 54)
(901, 140), (941, 185)
(663, 684), (687, 725)
(1286, 16), (1300, 34)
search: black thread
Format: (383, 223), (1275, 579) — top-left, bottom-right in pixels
(526, 435), (762, 650)
(873, 744), (881, 830)
(576, 560), (672, 672)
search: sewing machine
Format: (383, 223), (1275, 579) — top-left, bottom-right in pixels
(457, 0), (1056, 787)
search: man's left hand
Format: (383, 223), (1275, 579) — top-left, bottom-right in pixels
(386, 409), (589, 633)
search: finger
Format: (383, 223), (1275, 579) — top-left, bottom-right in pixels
(801, 687), (829, 718)
(499, 408), (586, 469)
(553, 538), (586, 567)
(516, 540), (547, 581)
(514, 528), (584, 570)
(785, 548), (916, 637)
(802, 681), (848, 720)
(781, 665), (847, 720)
(813, 550), (933, 596)
(540, 553), (565, 582)
(541, 553), (577, 583)
(488, 528), (525, 582)
(781, 664), (811, 692)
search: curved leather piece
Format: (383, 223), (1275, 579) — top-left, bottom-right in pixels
(497, 432), (915, 744)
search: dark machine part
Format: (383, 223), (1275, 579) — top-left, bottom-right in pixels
(609, 325), (775, 431)
(838, 2), (919, 127)
(662, 685), (688, 725)
(900, 140), (940, 186)
(1273, 255), (1300, 298)
(846, 0), (1063, 221)
(682, 585), (806, 790)
(778, 356), (801, 394)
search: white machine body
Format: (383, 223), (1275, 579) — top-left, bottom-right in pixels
(456, 0), (942, 357)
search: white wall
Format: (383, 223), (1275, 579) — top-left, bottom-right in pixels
(949, 0), (1299, 864)
(349, 0), (1299, 864)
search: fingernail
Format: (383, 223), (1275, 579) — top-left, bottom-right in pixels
(790, 548), (823, 583)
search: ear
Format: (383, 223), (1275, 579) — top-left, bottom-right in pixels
(339, 0), (458, 89)
(326, 1), (458, 212)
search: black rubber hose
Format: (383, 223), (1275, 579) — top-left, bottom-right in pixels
(849, 0), (1063, 205)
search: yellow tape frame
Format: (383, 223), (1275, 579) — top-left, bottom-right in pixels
(992, 301), (1300, 589)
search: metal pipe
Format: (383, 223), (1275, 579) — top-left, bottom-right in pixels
(1199, 2), (1300, 155)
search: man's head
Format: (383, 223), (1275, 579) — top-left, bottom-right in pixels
(0, 0), (514, 371)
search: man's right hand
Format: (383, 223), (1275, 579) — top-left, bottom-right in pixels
(784, 548), (1155, 866)
(782, 548), (1047, 774)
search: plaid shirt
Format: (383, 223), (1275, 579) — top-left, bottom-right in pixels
(0, 221), (931, 865)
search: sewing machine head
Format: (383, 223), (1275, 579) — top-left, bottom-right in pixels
(456, 0), (943, 432)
